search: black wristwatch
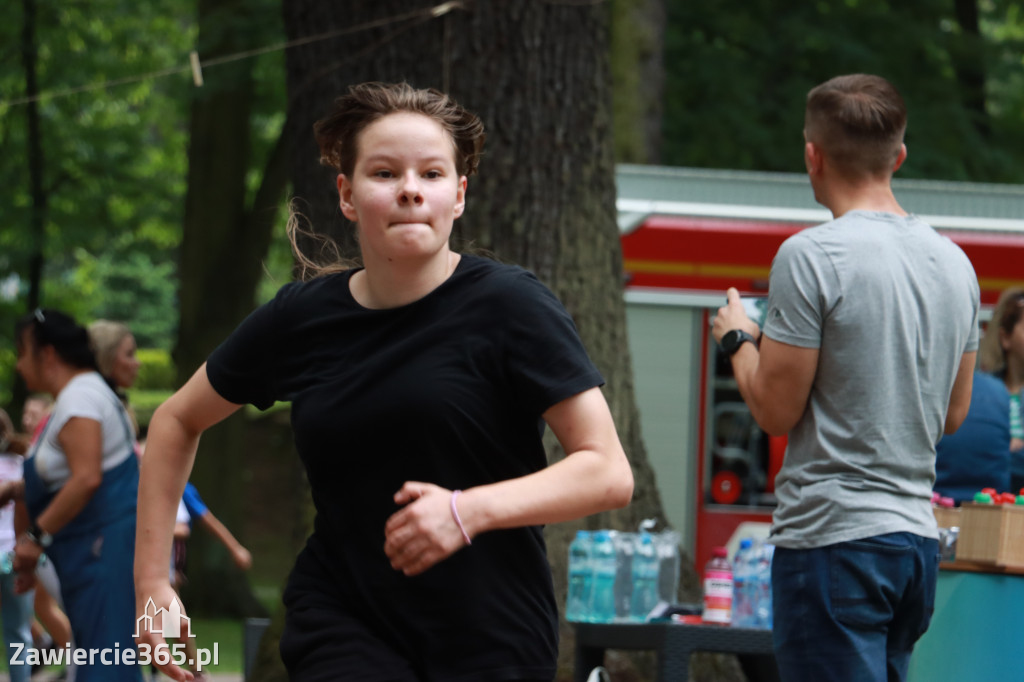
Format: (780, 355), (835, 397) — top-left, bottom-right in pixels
(25, 522), (53, 549)
(720, 329), (759, 357)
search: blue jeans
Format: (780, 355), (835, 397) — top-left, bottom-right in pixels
(1, 571), (34, 682)
(771, 533), (939, 682)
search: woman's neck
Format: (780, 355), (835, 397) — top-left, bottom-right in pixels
(353, 250), (461, 309)
(47, 365), (92, 399)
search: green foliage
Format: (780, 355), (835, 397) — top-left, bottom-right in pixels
(136, 348), (176, 390)
(662, 0), (1024, 182)
(1, 0), (195, 351)
(129, 388), (174, 431)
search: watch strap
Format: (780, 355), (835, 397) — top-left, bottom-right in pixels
(26, 522), (52, 548)
(722, 329), (759, 357)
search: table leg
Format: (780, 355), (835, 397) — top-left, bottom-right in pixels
(574, 643), (606, 682)
(656, 645), (692, 682)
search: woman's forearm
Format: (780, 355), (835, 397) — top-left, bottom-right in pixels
(34, 474), (102, 535)
(134, 368), (242, 591)
(457, 447), (633, 537)
(134, 403), (201, 588)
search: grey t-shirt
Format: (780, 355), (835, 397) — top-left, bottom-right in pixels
(763, 210), (980, 549)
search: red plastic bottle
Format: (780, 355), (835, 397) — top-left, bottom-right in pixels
(702, 546), (733, 625)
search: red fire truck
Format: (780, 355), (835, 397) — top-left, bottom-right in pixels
(617, 165), (1024, 574)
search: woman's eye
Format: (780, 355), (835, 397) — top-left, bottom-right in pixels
(374, 170), (393, 178)
(424, 170), (442, 179)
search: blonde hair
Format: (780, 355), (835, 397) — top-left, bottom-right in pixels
(88, 320), (133, 379)
(979, 287), (1024, 373)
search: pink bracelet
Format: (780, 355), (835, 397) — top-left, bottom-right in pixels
(450, 490), (472, 546)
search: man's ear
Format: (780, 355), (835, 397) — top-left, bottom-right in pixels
(337, 174), (357, 221)
(804, 141), (823, 177)
(893, 144), (908, 172)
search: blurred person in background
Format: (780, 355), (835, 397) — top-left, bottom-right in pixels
(91, 322), (249, 682)
(978, 286), (1024, 493)
(1, 309), (142, 681)
(933, 371), (1011, 503)
(88, 320), (141, 439)
(21, 395), (52, 444)
(18, 392), (73, 680)
(0, 408), (33, 682)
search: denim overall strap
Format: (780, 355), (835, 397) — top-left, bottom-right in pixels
(22, 388), (138, 536)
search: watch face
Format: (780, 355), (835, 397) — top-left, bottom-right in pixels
(722, 330), (751, 356)
(722, 330), (742, 354)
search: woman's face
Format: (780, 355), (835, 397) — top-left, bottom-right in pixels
(337, 112), (467, 266)
(15, 330), (44, 393)
(110, 334), (140, 390)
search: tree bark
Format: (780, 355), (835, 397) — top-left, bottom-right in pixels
(175, 0), (289, 617)
(11, 0), (45, 414)
(271, 2), (674, 679)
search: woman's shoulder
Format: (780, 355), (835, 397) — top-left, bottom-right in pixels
(456, 254), (538, 291)
(53, 373), (119, 418)
(454, 254), (564, 315)
(274, 270), (354, 303)
(252, 271), (356, 324)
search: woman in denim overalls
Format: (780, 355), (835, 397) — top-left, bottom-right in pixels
(2, 309), (142, 682)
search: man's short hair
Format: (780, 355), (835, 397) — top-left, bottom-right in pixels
(805, 74), (907, 179)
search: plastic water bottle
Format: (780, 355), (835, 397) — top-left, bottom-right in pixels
(589, 531), (617, 623)
(612, 531), (634, 621)
(702, 546), (732, 625)
(754, 542), (774, 629)
(732, 539), (754, 627)
(566, 531), (594, 622)
(630, 533), (660, 621)
(655, 531), (681, 605)
(0, 551), (12, 575)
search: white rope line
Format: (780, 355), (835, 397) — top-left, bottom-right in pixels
(1, 1), (465, 108)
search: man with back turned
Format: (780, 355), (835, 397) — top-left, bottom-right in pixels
(712, 74), (980, 681)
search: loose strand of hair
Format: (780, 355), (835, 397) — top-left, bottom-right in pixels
(286, 199), (356, 281)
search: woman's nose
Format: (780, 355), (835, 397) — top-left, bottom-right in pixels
(399, 174), (424, 205)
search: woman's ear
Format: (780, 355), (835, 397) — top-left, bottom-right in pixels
(337, 174), (357, 221)
(453, 176), (468, 219)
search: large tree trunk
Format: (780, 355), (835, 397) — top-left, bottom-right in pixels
(266, 2), (675, 679)
(175, 0), (288, 617)
(20, 0), (45, 313)
(610, 0), (665, 164)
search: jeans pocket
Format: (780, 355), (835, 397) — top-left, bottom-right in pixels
(830, 538), (909, 629)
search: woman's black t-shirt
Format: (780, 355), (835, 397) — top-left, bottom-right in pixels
(206, 254), (604, 680)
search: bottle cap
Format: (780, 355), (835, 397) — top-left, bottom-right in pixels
(1016, 495), (1024, 505)
(576, 529), (591, 539)
(712, 546), (728, 558)
(974, 492), (993, 504)
(739, 538), (753, 549)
